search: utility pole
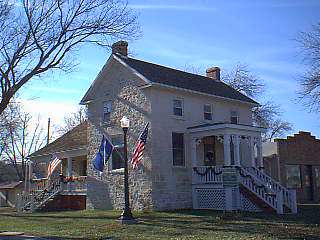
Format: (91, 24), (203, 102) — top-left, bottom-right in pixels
(47, 118), (51, 145)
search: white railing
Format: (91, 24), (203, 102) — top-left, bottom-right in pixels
(62, 176), (87, 193)
(17, 176), (87, 212)
(192, 166), (223, 184)
(238, 167), (279, 212)
(245, 167), (297, 213)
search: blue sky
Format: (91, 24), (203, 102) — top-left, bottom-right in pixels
(20, 0), (320, 138)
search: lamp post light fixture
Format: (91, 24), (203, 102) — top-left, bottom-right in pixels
(118, 116), (136, 224)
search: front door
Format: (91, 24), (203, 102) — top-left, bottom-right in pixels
(302, 165), (314, 202)
(203, 136), (216, 166)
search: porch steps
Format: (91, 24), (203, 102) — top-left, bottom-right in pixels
(239, 184), (276, 213)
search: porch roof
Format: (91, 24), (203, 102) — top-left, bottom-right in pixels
(187, 122), (266, 133)
(29, 121), (87, 159)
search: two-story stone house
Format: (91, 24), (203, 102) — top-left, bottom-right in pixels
(19, 41), (297, 214)
(79, 41), (296, 214)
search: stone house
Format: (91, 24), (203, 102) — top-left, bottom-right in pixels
(263, 131), (320, 203)
(19, 41), (297, 214)
(80, 41), (296, 214)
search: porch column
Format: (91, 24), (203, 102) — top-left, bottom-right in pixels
(250, 136), (256, 167)
(234, 135), (240, 166)
(191, 137), (198, 167)
(257, 137), (263, 170)
(223, 134), (231, 166)
(67, 157), (73, 177)
(191, 137), (198, 209)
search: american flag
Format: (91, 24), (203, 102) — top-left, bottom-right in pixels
(131, 123), (149, 169)
(47, 155), (61, 178)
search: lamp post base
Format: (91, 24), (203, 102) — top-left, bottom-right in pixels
(117, 209), (137, 224)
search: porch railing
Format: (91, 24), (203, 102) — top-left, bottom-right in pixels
(192, 166), (223, 184)
(61, 176), (87, 193)
(244, 167), (297, 213)
(17, 176), (87, 212)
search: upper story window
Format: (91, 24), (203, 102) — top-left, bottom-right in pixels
(111, 135), (125, 170)
(230, 111), (239, 124)
(172, 132), (185, 166)
(204, 104), (213, 120)
(103, 101), (112, 122)
(173, 99), (183, 116)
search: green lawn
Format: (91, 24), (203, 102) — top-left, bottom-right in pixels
(0, 205), (319, 240)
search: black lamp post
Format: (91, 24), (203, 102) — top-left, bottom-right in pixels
(118, 116), (136, 224)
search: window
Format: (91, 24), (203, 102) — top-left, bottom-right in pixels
(111, 135), (125, 170)
(230, 111), (238, 124)
(314, 166), (320, 188)
(204, 104), (213, 120)
(286, 165), (301, 188)
(173, 99), (183, 116)
(103, 101), (112, 122)
(172, 132), (185, 166)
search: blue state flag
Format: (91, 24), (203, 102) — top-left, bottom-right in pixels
(93, 135), (114, 172)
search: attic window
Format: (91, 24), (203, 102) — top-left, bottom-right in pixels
(103, 101), (112, 122)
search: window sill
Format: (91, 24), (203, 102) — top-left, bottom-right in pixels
(109, 168), (124, 174)
(171, 115), (185, 121)
(203, 119), (214, 124)
(172, 165), (187, 170)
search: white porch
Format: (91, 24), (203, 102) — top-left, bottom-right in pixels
(188, 123), (297, 214)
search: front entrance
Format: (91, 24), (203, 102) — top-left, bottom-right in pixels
(203, 136), (216, 166)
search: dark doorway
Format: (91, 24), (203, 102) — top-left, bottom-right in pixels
(302, 165), (314, 202)
(203, 136), (216, 166)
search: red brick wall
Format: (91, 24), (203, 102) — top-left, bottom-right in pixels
(276, 132), (320, 203)
(42, 195), (86, 211)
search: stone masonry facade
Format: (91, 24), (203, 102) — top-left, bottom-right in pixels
(86, 58), (153, 211)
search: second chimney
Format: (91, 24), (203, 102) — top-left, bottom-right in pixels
(206, 67), (220, 81)
(112, 41), (128, 56)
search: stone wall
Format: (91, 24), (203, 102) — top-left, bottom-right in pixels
(86, 57), (153, 211)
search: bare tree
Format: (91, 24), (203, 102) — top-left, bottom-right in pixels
(58, 106), (87, 134)
(297, 23), (320, 112)
(222, 64), (292, 141)
(0, 103), (46, 180)
(0, 0), (140, 115)
(252, 101), (292, 141)
(222, 63), (264, 98)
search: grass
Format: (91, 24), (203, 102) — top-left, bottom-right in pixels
(0, 205), (319, 240)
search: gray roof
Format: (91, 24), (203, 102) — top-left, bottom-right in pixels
(117, 54), (258, 104)
(29, 121), (87, 158)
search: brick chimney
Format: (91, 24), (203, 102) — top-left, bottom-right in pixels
(206, 67), (220, 81)
(112, 41), (128, 56)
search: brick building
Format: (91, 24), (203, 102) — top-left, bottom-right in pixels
(263, 131), (320, 203)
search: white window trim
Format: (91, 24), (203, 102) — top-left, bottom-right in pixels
(172, 98), (184, 118)
(109, 136), (125, 172)
(230, 110), (239, 124)
(103, 101), (112, 122)
(204, 104), (213, 121)
(172, 132), (186, 167)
